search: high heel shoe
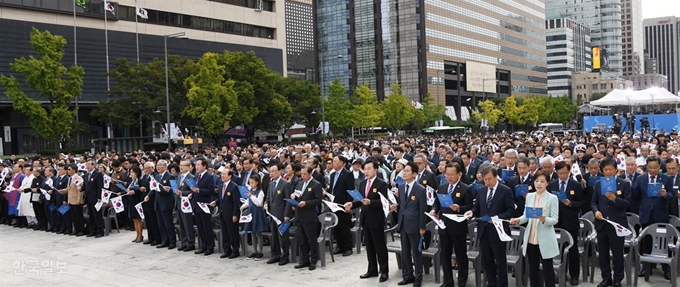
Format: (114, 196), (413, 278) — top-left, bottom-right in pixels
(134, 237), (144, 243)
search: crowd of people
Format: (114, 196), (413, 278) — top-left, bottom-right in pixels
(2, 128), (680, 287)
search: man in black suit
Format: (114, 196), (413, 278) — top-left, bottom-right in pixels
(432, 162), (474, 287)
(41, 167), (58, 232)
(54, 164), (71, 234)
(309, 157), (326, 189)
(292, 166), (323, 271)
(264, 162), (293, 266)
(464, 165), (515, 287)
(540, 156), (560, 181)
(619, 156), (641, 213)
(583, 158), (604, 215)
(461, 152), (477, 184)
(549, 161), (585, 285)
(148, 160), (177, 249)
(345, 158), (390, 282)
(175, 160), (196, 252)
(508, 157), (534, 219)
(140, 162), (161, 245)
(390, 161), (427, 287)
(213, 169), (242, 259)
(329, 155), (356, 256)
(498, 149), (519, 183)
(414, 153), (438, 191)
(83, 160), (105, 238)
(666, 158), (680, 217)
(591, 158), (631, 287)
(191, 158), (216, 255)
(241, 158), (255, 187)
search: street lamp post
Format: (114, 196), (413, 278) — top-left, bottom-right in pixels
(164, 32), (187, 150)
(482, 78), (498, 101)
(319, 54), (342, 141)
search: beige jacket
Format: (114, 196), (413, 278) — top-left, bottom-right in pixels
(59, 174), (85, 205)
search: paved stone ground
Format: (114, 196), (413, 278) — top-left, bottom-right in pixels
(0, 225), (671, 286)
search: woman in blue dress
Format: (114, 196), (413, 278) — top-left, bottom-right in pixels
(125, 166), (143, 243)
(241, 173), (268, 260)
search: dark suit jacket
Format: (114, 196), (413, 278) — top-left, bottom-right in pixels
(267, 178), (293, 219)
(217, 180), (241, 219)
(633, 173), (675, 224)
(293, 179), (323, 223)
(470, 182), (514, 241)
(464, 164), (477, 184)
(497, 166), (519, 183)
(41, 175), (57, 205)
(84, 170), (103, 204)
(667, 173), (680, 216)
(329, 168), (355, 204)
(583, 172), (604, 214)
(548, 178), (584, 231)
(396, 182), (427, 234)
(311, 170), (325, 190)
(351, 177), (388, 229)
(151, 171), (175, 211)
(591, 177), (631, 230)
(508, 174), (534, 218)
(55, 175), (69, 205)
(432, 181), (474, 236)
(192, 171), (216, 204)
(416, 169), (438, 191)
(177, 173), (195, 197)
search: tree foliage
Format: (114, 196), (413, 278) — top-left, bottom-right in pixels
(276, 77), (321, 127)
(472, 100), (503, 127)
(422, 92), (446, 125)
(382, 84), (414, 134)
(0, 28), (84, 142)
(351, 83), (383, 128)
(519, 96), (542, 127)
(182, 52), (238, 143)
(502, 95), (523, 126)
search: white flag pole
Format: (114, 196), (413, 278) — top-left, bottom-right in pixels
(73, 0), (79, 122)
(135, 0), (139, 62)
(104, 0), (112, 139)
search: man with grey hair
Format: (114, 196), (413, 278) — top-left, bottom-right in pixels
(636, 145), (650, 166)
(540, 156), (558, 181)
(413, 153), (437, 191)
(149, 160), (177, 249)
(583, 158), (604, 215)
(619, 156), (641, 214)
(499, 149), (518, 182)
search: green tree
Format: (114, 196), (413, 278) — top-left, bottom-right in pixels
(351, 83), (383, 129)
(545, 96), (578, 123)
(276, 77), (321, 128)
(519, 95), (543, 127)
(182, 52), (239, 145)
(0, 28), (84, 147)
(502, 95), (523, 128)
(324, 78), (352, 134)
(422, 92), (446, 126)
(382, 84), (415, 135)
(472, 100), (503, 127)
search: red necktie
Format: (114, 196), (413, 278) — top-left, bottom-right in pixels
(365, 179), (372, 197)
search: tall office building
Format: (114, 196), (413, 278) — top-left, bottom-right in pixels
(546, 0), (623, 76)
(0, 0), (285, 153)
(546, 18), (591, 98)
(286, 0), (314, 79)
(621, 0), (644, 76)
(644, 16), (680, 95)
(315, 0), (548, 121)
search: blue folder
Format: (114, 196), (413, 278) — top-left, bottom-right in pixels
(346, 189), (364, 201)
(284, 198), (299, 206)
(647, 183), (663, 197)
(475, 215), (491, 222)
(525, 207), (543, 219)
(57, 204), (70, 215)
(553, 190), (567, 201)
(170, 180), (178, 191)
(185, 178), (198, 188)
(278, 221), (291, 235)
(437, 193), (453, 208)
(501, 170), (515, 182)
(600, 176), (617, 195)
(515, 184), (529, 197)
(395, 176), (405, 185)
(588, 176), (600, 187)
(238, 186), (250, 199)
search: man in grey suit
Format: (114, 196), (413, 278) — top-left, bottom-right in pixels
(390, 161), (427, 287)
(174, 160), (195, 252)
(264, 162), (293, 266)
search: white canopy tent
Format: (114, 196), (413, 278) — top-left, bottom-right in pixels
(590, 87), (680, 106)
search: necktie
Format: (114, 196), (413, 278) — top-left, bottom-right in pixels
(221, 184), (227, 198)
(521, 177), (525, 184)
(197, 173), (202, 183)
(417, 173), (422, 183)
(560, 181), (566, 193)
(406, 184), (411, 197)
(365, 179), (372, 197)
(651, 175), (656, 184)
(628, 174), (633, 181)
(332, 171), (339, 190)
(486, 188), (494, 209)
(302, 181), (309, 195)
(448, 184), (454, 194)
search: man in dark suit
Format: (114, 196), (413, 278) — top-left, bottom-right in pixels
(432, 162), (474, 287)
(309, 157), (326, 190)
(213, 169), (241, 259)
(549, 161), (584, 285)
(191, 158), (216, 255)
(140, 162), (161, 245)
(540, 156), (560, 181)
(54, 164), (71, 234)
(264, 162), (293, 266)
(390, 161), (427, 287)
(464, 165), (515, 287)
(591, 158), (631, 287)
(666, 158), (680, 217)
(41, 167), (58, 232)
(329, 155), (356, 256)
(498, 149), (519, 183)
(461, 152), (477, 184)
(149, 160), (177, 249)
(414, 153), (438, 191)
(345, 159), (390, 282)
(241, 158), (255, 187)
(83, 160), (104, 238)
(583, 158), (604, 215)
(632, 155), (675, 280)
(175, 160), (196, 252)
(28, 167), (46, 230)
(508, 157), (534, 219)
(620, 156), (641, 213)
(292, 166), (323, 271)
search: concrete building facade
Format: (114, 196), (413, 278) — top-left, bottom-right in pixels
(546, 18), (591, 97)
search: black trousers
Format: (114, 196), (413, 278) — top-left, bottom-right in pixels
(565, 228), (580, 279)
(87, 202), (104, 235)
(193, 203), (214, 251)
(297, 221), (320, 265)
(0, 194), (7, 219)
(269, 219), (290, 260)
(143, 201), (160, 242)
(441, 231), (468, 286)
(156, 208), (175, 244)
(43, 200), (55, 229)
(59, 204), (72, 232)
(480, 227), (508, 287)
(364, 225), (389, 275)
(527, 243), (555, 287)
(597, 225), (625, 283)
(32, 200), (46, 228)
(333, 210), (352, 251)
(70, 204), (85, 234)
(220, 215), (240, 254)
(400, 231), (424, 282)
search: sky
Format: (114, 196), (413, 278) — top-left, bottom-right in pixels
(642, 0), (680, 19)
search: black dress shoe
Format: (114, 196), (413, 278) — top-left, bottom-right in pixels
(75, 232), (85, 237)
(638, 270), (647, 277)
(204, 250), (214, 256)
(360, 273), (378, 279)
(156, 244), (169, 248)
(397, 278), (415, 285)
(342, 250), (353, 257)
(167, 244), (176, 250)
(278, 258), (289, 266)
(664, 271), (671, 280)
(56, 231), (63, 234)
(194, 249), (206, 254)
(150, 241), (161, 246)
(379, 274), (388, 282)
(267, 258), (280, 264)
(332, 248), (343, 255)
(294, 263), (310, 269)
(86, 233), (95, 237)
(571, 277), (579, 285)
(177, 246), (185, 251)
(308, 264), (316, 271)
(143, 240), (153, 245)
(413, 281), (422, 287)
(184, 246), (195, 252)
(597, 280), (612, 287)
(228, 253), (239, 259)
(220, 253), (230, 258)
(95, 234), (104, 238)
